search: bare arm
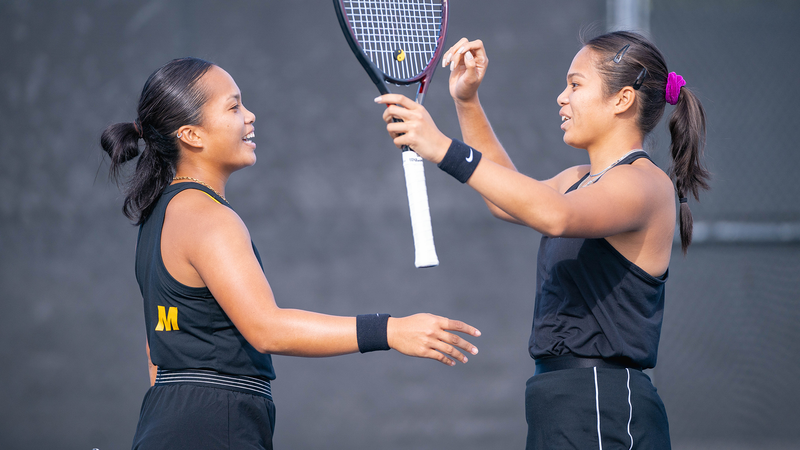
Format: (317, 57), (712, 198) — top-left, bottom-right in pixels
(165, 191), (480, 366)
(442, 38), (578, 224)
(442, 39), (523, 223)
(377, 35), (672, 238)
(377, 99), (661, 238)
(146, 339), (156, 387)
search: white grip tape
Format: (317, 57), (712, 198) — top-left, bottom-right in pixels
(402, 151), (439, 268)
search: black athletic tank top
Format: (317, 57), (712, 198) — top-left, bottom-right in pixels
(529, 151), (667, 369)
(135, 182), (275, 379)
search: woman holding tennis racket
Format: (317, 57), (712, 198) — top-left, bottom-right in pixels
(101, 57), (479, 450)
(377, 31), (709, 449)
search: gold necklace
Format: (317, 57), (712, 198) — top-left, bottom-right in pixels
(173, 176), (228, 203)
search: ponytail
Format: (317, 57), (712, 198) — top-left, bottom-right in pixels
(101, 122), (141, 179)
(100, 57), (214, 224)
(584, 31), (711, 254)
(668, 86), (710, 254)
(100, 120), (179, 223)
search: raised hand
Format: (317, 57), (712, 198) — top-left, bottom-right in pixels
(387, 313), (480, 366)
(441, 38), (489, 103)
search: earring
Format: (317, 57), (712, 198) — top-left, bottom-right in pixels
(176, 132), (182, 138)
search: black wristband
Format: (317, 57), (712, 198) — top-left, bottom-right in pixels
(356, 314), (391, 353)
(437, 139), (482, 183)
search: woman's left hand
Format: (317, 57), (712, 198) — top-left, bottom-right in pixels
(387, 313), (480, 366)
(375, 94), (452, 164)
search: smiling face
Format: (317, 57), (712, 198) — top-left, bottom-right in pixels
(556, 47), (618, 150)
(194, 66), (257, 173)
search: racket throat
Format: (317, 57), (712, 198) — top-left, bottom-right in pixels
(415, 81), (427, 104)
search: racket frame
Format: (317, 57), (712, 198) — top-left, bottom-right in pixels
(332, 0), (449, 268)
(332, 0), (449, 101)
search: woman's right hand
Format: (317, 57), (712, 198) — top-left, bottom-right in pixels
(386, 314), (480, 366)
(442, 38), (489, 103)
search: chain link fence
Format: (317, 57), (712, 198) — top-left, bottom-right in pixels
(647, 1), (800, 448)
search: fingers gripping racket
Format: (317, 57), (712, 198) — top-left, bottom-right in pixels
(333, 0), (449, 268)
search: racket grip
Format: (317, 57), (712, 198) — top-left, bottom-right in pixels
(402, 150), (439, 268)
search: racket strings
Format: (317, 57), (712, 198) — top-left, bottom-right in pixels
(343, 0), (443, 81)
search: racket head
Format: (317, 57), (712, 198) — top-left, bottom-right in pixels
(333, 0), (449, 96)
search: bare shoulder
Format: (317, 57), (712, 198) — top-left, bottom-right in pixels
(601, 158), (676, 276)
(598, 158), (675, 210)
(165, 188), (251, 245)
(624, 158), (673, 198)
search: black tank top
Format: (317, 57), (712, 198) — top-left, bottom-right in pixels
(135, 182), (276, 379)
(529, 151), (667, 369)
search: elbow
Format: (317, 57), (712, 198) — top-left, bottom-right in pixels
(252, 342), (287, 356)
(530, 208), (570, 238)
(252, 342), (274, 355)
(541, 221), (567, 238)
(483, 197), (501, 217)
(485, 198), (516, 222)
(250, 335), (290, 355)
(245, 328), (287, 355)
(249, 337), (273, 355)
(238, 308), (290, 355)
(540, 227), (565, 239)
(488, 204), (507, 220)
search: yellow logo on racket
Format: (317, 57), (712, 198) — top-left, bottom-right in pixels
(394, 49), (406, 62)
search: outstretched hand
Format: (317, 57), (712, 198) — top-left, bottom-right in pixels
(387, 313), (480, 366)
(442, 38), (489, 103)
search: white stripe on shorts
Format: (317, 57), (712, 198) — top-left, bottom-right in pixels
(627, 368), (634, 449)
(594, 366), (603, 450)
(593, 367), (636, 450)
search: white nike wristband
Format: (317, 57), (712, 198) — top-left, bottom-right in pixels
(437, 139), (482, 183)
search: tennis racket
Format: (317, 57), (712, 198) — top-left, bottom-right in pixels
(333, 0), (449, 268)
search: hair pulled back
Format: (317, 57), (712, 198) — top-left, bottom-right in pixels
(101, 57), (215, 224)
(583, 31), (710, 254)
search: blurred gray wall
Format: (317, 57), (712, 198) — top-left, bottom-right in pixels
(1, 1), (798, 449)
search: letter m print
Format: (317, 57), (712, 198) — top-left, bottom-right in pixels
(155, 306), (179, 331)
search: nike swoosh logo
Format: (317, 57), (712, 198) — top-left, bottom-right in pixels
(465, 148), (474, 163)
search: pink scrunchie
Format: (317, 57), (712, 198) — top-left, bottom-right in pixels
(665, 72), (686, 105)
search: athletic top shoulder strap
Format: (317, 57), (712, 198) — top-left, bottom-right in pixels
(565, 150), (652, 194)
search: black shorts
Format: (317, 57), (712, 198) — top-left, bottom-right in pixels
(525, 367), (670, 449)
(132, 383), (276, 450)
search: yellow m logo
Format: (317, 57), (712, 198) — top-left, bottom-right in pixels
(155, 306), (179, 331)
